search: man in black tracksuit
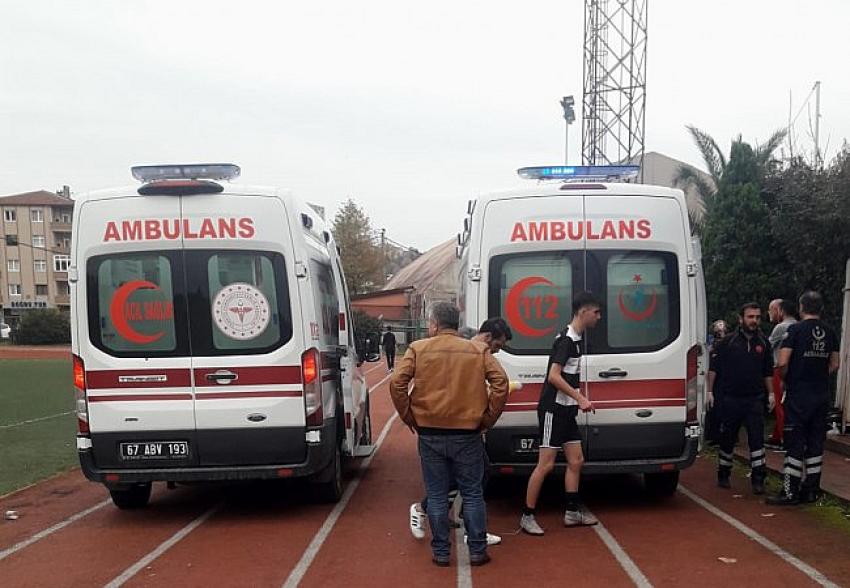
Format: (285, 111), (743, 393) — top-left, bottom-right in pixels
(768, 291), (840, 505)
(708, 302), (774, 494)
(382, 325), (397, 371)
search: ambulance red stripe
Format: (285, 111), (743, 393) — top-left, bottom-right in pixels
(193, 366), (302, 387)
(506, 379), (685, 405)
(87, 394), (193, 402)
(194, 390), (302, 400)
(86, 369), (192, 389)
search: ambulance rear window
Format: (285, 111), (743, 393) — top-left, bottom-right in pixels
(489, 252), (578, 354)
(88, 252), (188, 357)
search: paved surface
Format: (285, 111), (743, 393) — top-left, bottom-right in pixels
(2, 364), (850, 587)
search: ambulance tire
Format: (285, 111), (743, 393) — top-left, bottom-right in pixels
(644, 471), (679, 497)
(109, 482), (152, 509)
(313, 436), (344, 503)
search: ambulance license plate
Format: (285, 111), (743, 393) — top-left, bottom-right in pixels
(120, 441), (189, 460)
(513, 437), (539, 453)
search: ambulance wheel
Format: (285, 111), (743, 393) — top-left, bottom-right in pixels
(313, 439), (343, 503)
(109, 482), (152, 509)
(644, 471), (679, 497)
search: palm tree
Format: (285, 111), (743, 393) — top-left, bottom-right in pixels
(674, 125), (787, 231)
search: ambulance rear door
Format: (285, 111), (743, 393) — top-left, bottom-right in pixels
(78, 194), (198, 469)
(181, 192), (305, 466)
(582, 193), (690, 461)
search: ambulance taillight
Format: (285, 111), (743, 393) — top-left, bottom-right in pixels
(302, 348), (324, 427)
(72, 354), (90, 435)
(686, 345), (699, 425)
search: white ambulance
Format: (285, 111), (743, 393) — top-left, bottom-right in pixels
(457, 165), (706, 496)
(70, 164), (373, 508)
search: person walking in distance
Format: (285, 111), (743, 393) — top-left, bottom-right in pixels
(382, 325), (397, 372)
(766, 299), (797, 448)
(520, 292), (601, 536)
(768, 291), (840, 505)
(709, 302), (774, 494)
(391, 303), (509, 567)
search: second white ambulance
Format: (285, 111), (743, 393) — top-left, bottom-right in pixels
(70, 164), (372, 508)
(458, 165), (706, 496)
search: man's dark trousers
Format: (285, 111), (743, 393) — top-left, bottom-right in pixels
(718, 395), (766, 484)
(418, 433), (487, 559)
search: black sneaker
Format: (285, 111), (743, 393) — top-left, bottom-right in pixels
(717, 476), (731, 489)
(752, 479), (765, 495)
(432, 557), (450, 567)
(800, 488), (821, 504)
(469, 553), (491, 567)
(766, 492), (800, 506)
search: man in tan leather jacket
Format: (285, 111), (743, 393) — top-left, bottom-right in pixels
(390, 302), (508, 567)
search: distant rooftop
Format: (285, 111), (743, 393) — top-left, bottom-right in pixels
(384, 238), (456, 293)
(0, 190), (73, 207)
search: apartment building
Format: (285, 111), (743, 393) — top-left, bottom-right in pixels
(0, 189), (74, 327)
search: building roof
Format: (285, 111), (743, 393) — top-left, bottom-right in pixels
(384, 238), (456, 293)
(0, 190), (73, 207)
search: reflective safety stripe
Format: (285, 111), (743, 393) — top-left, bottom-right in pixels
(784, 466), (803, 478)
(805, 455), (823, 465)
(719, 450), (733, 459)
(751, 459), (766, 468)
(786, 456), (804, 467)
(719, 457), (733, 466)
(806, 466), (822, 474)
(750, 448), (766, 458)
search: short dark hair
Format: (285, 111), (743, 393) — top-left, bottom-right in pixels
(572, 291), (601, 316)
(386, 325), (392, 330)
(739, 302), (760, 316)
(799, 290), (824, 315)
(478, 317), (513, 341)
(429, 301), (460, 330)
(779, 299), (797, 318)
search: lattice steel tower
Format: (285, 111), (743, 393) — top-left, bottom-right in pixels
(582, 0), (648, 167)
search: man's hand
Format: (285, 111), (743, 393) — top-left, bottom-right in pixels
(578, 396), (595, 413)
(706, 391), (714, 409)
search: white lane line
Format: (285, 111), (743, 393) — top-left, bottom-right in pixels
(0, 498), (111, 562)
(104, 502), (224, 588)
(364, 363), (386, 377)
(282, 411), (399, 588)
(370, 372), (392, 393)
(591, 515), (653, 588)
(0, 411), (74, 429)
(679, 485), (839, 588)
(455, 526), (472, 588)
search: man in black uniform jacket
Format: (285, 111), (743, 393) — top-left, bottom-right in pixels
(708, 302), (774, 494)
(768, 291), (840, 505)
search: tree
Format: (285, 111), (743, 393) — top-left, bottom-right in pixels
(674, 125), (786, 231)
(15, 309), (71, 344)
(763, 147), (850, 323)
(331, 199), (384, 295)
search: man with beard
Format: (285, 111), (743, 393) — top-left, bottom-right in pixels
(708, 302), (775, 494)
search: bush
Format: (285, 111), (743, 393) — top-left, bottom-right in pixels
(15, 309), (71, 345)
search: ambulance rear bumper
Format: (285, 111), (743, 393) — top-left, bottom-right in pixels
(78, 420), (337, 485)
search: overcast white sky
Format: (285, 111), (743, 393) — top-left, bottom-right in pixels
(2, 1), (848, 250)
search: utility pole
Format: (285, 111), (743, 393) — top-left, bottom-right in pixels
(814, 80), (822, 167)
(380, 228), (387, 284)
(560, 96), (576, 164)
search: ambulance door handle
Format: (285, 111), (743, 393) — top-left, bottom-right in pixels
(598, 369), (628, 378)
(205, 370), (238, 384)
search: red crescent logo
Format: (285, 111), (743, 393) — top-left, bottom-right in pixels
(617, 288), (657, 321)
(505, 276), (556, 338)
(109, 280), (166, 344)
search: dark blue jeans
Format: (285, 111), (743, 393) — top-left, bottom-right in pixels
(418, 433), (487, 559)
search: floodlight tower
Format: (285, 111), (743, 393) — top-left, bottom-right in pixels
(582, 0), (648, 168)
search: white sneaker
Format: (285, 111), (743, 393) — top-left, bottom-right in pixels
(519, 513), (544, 536)
(463, 533), (502, 546)
(564, 506), (598, 527)
(409, 503), (426, 539)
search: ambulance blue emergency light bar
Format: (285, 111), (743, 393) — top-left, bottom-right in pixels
(517, 165), (639, 182)
(131, 164), (241, 183)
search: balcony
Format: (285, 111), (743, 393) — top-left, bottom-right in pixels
(54, 294), (70, 305)
(51, 222), (72, 233)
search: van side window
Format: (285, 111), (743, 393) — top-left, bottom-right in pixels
(590, 250), (680, 353)
(88, 253), (183, 356)
(489, 252), (576, 354)
(310, 261), (340, 347)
